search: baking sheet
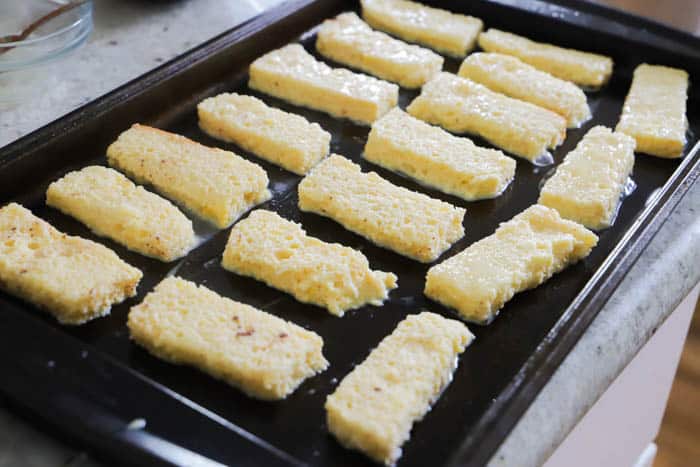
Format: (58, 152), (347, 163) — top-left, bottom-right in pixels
(0, 1), (698, 466)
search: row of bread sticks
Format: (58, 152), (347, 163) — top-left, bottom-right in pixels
(254, 1), (689, 159)
(245, 0), (688, 230)
(364, 0), (689, 159)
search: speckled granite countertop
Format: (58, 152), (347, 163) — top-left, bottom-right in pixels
(0, 1), (698, 466)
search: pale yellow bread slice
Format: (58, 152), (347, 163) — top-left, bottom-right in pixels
(221, 210), (397, 316)
(616, 63), (689, 158)
(407, 72), (566, 161)
(46, 166), (195, 262)
(360, 0), (483, 57)
(425, 205), (597, 323)
(198, 93), (331, 175)
(127, 276), (328, 400)
(107, 124), (270, 229)
(298, 154), (465, 263)
(326, 311), (474, 465)
(458, 52), (591, 128)
(0, 203), (142, 324)
(316, 12), (443, 89)
(364, 108), (515, 200)
(249, 44), (398, 125)
(539, 126), (636, 229)
(478, 28), (613, 88)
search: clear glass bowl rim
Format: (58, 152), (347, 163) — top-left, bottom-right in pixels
(0, 1), (93, 71)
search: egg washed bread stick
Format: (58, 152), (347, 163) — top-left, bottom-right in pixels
(360, 0), (483, 58)
(46, 166), (195, 262)
(326, 311), (474, 465)
(221, 210), (397, 316)
(198, 93), (331, 175)
(425, 205), (597, 324)
(478, 28), (613, 88)
(407, 72), (566, 162)
(249, 44), (398, 125)
(364, 108), (516, 200)
(539, 126), (636, 229)
(127, 276), (328, 400)
(458, 52), (591, 128)
(616, 63), (689, 158)
(316, 12), (443, 89)
(0, 203), (142, 325)
(298, 154), (465, 263)
(107, 124), (270, 228)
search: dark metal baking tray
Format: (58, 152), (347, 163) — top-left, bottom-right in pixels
(0, 1), (698, 466)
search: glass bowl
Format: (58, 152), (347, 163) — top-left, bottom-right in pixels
(0, 0), (93, 72)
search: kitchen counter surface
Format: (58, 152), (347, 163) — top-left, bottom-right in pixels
(0, 1), (698, 466)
